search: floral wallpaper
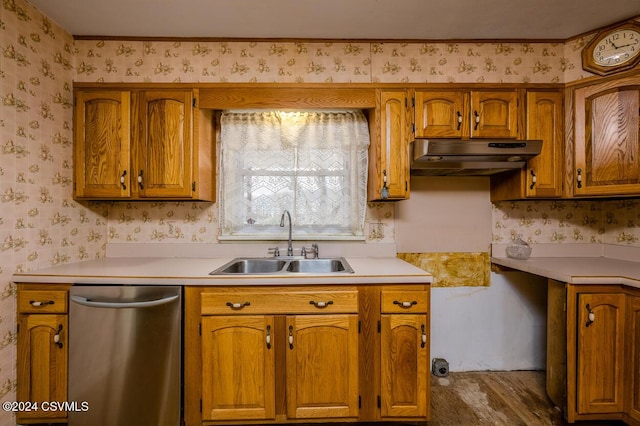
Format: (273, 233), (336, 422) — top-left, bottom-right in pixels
(1, 0), (639, 422)
(493, 199), (640, 246)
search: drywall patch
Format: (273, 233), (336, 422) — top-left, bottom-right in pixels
(397, 252), (490, 287)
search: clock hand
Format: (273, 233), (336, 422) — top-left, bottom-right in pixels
(615, 41), (639, 49)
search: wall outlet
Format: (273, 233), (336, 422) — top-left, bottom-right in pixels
(432, 358), (449, 377)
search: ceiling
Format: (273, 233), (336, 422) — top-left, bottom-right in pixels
(29, 0), (640, 41)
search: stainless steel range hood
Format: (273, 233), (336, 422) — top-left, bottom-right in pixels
(410, 139), (542, 176)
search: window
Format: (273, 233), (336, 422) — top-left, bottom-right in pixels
(219, 110), (369, 240)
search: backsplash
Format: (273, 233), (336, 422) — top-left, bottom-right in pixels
(493, 199), (640, 246)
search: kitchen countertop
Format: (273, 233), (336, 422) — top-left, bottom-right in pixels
(12, 256), (432, 286)
(491, 255), (640, 289)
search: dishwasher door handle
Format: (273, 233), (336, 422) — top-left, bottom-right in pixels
(70, 294), (179, 309)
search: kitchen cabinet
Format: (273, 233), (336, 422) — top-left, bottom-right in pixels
(286, 314), (359, 419)
(201, 315), (276, 421)
(630, 294), (640, 422)
(573, 75), (640, 197)
(414, 89), (519, 139)
(368, 89), (411, 201)
(379, 289), (429, 419)
(490, 90), (564, 201)
(576, 292), (626, 414)
(552, 283), (640, 424)
(185, 283), (430, 426)
(16, 284), (69, 424)
(74, 87), (215, 201)
(194, 287), (359, 423)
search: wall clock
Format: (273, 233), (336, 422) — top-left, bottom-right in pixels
(581, 21), (640, 76)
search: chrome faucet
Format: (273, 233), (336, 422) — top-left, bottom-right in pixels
(280, 209), (293, 256)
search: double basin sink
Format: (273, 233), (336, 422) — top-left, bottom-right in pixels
(210, 257), (354, 275)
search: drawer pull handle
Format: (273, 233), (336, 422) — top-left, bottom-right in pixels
(289, 325), (294, 349)
(421, 324), (427, 348)
(309, 300), (333, 308)
(585, 303), (595, 327)
(393, 300), (417, 308)
(225, 301), (250, 310)
(266, 325), (271, 349)
(30, 300), (55, 307)
(54, 324), (63, 349)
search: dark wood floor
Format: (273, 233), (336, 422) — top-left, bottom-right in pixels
(430, 371), (625, 426)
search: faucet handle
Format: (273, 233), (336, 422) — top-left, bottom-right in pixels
(268, 247), (280, 257)
(312, 243), (319, 258)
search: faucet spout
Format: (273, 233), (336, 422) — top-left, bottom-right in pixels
(280, 209), (293, 256)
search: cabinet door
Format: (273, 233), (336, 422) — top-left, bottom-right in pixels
(136, 90), (194, 198)
(470, 90), (519, 138)
(574, 77), (640, 196)
(414, 91), (468, 138)
(577, 293), (626, 414)
(17, 314), (68, 422)
(380, 314), (428, 418)
(525, 91), (564, 197)
(74, 90), (131, 199)
(201, 315), (275, 421)
(368, 90), (410, 201)
(630, 295), (640, 422)
(286, 314), (359, 419)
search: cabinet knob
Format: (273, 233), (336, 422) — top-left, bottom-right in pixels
(474, 110), (480, 130)
(289, 325), (294, 349)
(393, 300), (417, 308)
(421, 324), (427, 348)
(54, 324), (63, 349)
(309, 300), (333, 308)
(29, 300), (54, 307)
(576, 168), (583, 189)
(456, 111), (462, 130)
(225, 301), (250, 310)
(529, 170), (537, 190)
(585, 303), (595, 327)
(120, 170), (127, 190)
(138, 170), (144, 190)
(266, 325), (271, 349)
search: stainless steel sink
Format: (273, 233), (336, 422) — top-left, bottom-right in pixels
(286, 258), (353, 273)
(210, 257), (353, 275)
(211, 258), (287, 274)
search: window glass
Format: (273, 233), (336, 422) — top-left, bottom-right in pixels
(219, 110), (369, 240)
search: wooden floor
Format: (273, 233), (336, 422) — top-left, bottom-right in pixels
(430, 371), (625, 426)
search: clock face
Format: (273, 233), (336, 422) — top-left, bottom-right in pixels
(592, 28), (640, 67)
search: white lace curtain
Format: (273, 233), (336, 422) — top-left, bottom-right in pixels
(219, 110), (369, 239)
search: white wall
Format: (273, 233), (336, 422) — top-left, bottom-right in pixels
(395, 176), (547, 371)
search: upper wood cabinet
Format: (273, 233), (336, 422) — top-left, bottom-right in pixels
(490, 90), (564, 201)
(74, 88), (215, 201)
(415, 89), (519, 139)
(368, 90), (411, 201)
(573, 76), (640, 197)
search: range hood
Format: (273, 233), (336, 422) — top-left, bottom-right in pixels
(410, 139), (542, 176)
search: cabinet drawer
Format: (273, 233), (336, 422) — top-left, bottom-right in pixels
(202, 290), (358, 315)
(18, 290), (68, 314)
(381, 291), (428, 313)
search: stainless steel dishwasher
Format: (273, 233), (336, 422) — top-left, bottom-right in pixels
(69, 285), (182, 426)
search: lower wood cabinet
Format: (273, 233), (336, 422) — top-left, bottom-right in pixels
(185, 283), (430, 426)
(16, 284), (70, 424)
(549, 282), (640, 425)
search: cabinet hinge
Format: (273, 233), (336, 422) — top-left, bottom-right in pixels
(200, 399), (202, 413)
(377, 320), (381, 333)
(358, 320), (361, 334)
(192, 97), (196, 108)
(411, 123), (415, 133)
(405, 181), (408, 192)
(192, 181), (196, 192)
(358, 395), (361, 409)
(199, 322), (201, 336)
(377, 395), (381, 408)
(412, 97), (415, 108)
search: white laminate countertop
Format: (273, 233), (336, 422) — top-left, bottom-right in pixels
(12, 256), (432, 286)
(491, 256), (640, 289)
